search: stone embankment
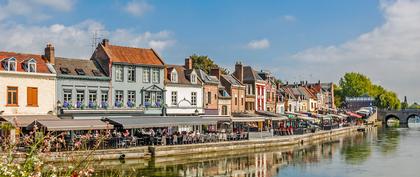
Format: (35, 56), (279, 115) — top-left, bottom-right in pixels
(38, 126), (360, 162)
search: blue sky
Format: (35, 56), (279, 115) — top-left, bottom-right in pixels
(1, 0), (419, 102)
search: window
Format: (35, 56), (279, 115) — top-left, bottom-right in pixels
(143, 68), (150, 83)
(92, 70), (102, 77)
(241, 97), (244, 106)
(156, 92), (162, 103)
(171, 70), (178, 83)
(115, 90), (124, 103)
(128, 66), (136, 82)
(60, 67), (70, 74)
(101, 91), (108, 103)
(76, 90), (85, 102)
(222, 105), (228, 115)
(7, 86), (18, 106)
(207, 91), (211, 104)
(63, 90), (72, 102)
(6, 58), (16, 71)
(75, 68), (85, 75)
(191, 92), (197, 106)
(152, 68), (160, 83)
(128, 91), (136, 104)
(115, 65), (123, 82)
(88, 90), (97, 102)
(27, 87), (38, 106)
(145, 92), (150, 103)
(191, 74), (197, 84)
(25, 60), (36, 73)
(171, 91), (177, 105)
(235, 95), (238, 105)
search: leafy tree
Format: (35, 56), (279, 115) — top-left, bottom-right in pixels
(409, 102), (420, 109)
(336, 72), (401, 110)
(189, 54), (229, 74)
(339, 72), (372, 97)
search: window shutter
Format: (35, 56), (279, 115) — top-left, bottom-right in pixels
(27, 87), (38, 106)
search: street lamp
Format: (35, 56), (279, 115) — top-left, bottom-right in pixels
(194, 109), (199, 116)
(56, 101), (62, 115)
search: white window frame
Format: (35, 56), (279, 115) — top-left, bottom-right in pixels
(171, 70), (178, 83)
(88, 90), (97, 102)
(63, 89), (72, 102)
(115, 90), (124, 102)
(191, 92), (197, 106)
(127, 90), (136, 104)
(143, 68), (150, 83)
(152, 68), (160, 83)
(128, 66), (136, 82)
(171, 91), (177, 105)
(191, 74), (197, 84)
(76, 90), (85, 102)
(115, 65), (123, 82)
(7, 58), (16, 71)
(101, 90), (108, 103)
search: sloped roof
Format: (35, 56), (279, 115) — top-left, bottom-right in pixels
(243, 66), (264, 82)
(0, 52), (52, 73)
(54, 57), (108, 78)
(221, 74), (243, 87)
(196, 69), (219, 84)
(102, 44), (165, 66)
(165, 64), (201, 85)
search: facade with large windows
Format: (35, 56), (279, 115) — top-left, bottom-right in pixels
(0, 46), (56, 116)
(54, 57), (110, 111)
(91, 39), (166, 114)
(164, 59), (204, 115)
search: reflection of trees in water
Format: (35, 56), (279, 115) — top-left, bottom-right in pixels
(376, 127), (400, 156)
(341, 133), (372, 165)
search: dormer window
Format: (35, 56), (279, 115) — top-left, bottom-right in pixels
(191, 73), (197, 84)
(171, 70), (178, 83)
(60, 67), (70, 74)
(23, 58), (36, 72)
(2, 57), (16, 71)
(75, 68), (85, 75)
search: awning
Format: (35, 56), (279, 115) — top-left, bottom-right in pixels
(106, 116), (218, 129)
(270, 116), (289, 121)
(0, 115), (60, 127)
(27, 119), (113, 131)
(200, 115), (231, 121)
(346, 112), (363, 119)
(231, 117), (266, 122)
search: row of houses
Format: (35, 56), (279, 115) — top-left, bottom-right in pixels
(0, 39), (335, 124)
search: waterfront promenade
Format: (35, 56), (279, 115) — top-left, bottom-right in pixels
(31, 126), (359, 162)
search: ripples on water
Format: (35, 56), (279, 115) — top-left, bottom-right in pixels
(92, 125), (420, 177)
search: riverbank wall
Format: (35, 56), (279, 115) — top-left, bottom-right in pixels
(34, 126), (359, 162)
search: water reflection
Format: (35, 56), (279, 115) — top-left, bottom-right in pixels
(93, 127), (417, 177)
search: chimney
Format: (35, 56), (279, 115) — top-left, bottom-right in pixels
(44, 43), (55, 65)
(210, 67), (221, 80)
(234, 61), (243, 82)
(102, 39), (109, 47)
(185, 58), (193, 70)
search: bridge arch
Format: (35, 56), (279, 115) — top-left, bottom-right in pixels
(406, 114), (420, 123)
(385, 114), (400, 124)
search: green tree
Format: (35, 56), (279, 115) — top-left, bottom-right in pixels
(189, 54), (229, 74)
(339, 72), (372, 97)
(336, 72), (401, 109)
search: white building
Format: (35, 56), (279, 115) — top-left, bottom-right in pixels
(0, 50), (56, 116)
(164, 59), (204, 115)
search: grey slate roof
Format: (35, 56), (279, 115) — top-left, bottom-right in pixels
(54, 57), (108, 79)
(243, 66), (264, 82)
(221, 74), (243, 86)
(196, 69), (219, 84)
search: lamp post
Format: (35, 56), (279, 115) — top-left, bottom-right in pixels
(56, 101), (62, 115)
(194, 109), (199, 116)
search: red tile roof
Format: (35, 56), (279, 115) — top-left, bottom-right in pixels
(102, 44), (165, 66)
(0, 52), (52, 74)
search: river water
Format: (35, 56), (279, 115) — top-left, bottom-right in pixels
(94, 126), (420, 177)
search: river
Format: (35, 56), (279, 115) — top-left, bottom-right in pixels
(93, 126), (420, 177)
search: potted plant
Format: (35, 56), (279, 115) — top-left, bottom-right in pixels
(155, 101), (161, 108)
(144, 101), (151, 108)
(115, 100), (123, 108)
(101, 101), (108, 109)
(88, 101), (95, 109)
(127, 101), (135, 108)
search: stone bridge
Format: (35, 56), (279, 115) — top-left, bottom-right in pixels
(377, 109), (420, 124)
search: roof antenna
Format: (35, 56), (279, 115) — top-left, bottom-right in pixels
(90, 30), (103, 54)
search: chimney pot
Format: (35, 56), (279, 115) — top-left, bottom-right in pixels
(44, 43), (55, 65)
(102, 39), (110, 47)
(234, 61), (243, 82)
(185, 58), (193, 70)
(210, 67), (221, 80)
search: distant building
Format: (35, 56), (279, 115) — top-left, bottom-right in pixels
(344, 96), (375, 111)
(197, 66), (220, 115)
(258, 70), (277, 113)
(219, 73), (245, 113)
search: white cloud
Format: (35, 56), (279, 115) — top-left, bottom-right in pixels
(0, 20), (175, 59)
(0, 0), (75, 21)
(288, 0), (420, 102)
(282, 15), (296, 22)
(124, 0), (153, 17)
(247, 39), (270, 49)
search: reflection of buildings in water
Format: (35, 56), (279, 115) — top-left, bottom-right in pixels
(176, 152), (286, 177)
